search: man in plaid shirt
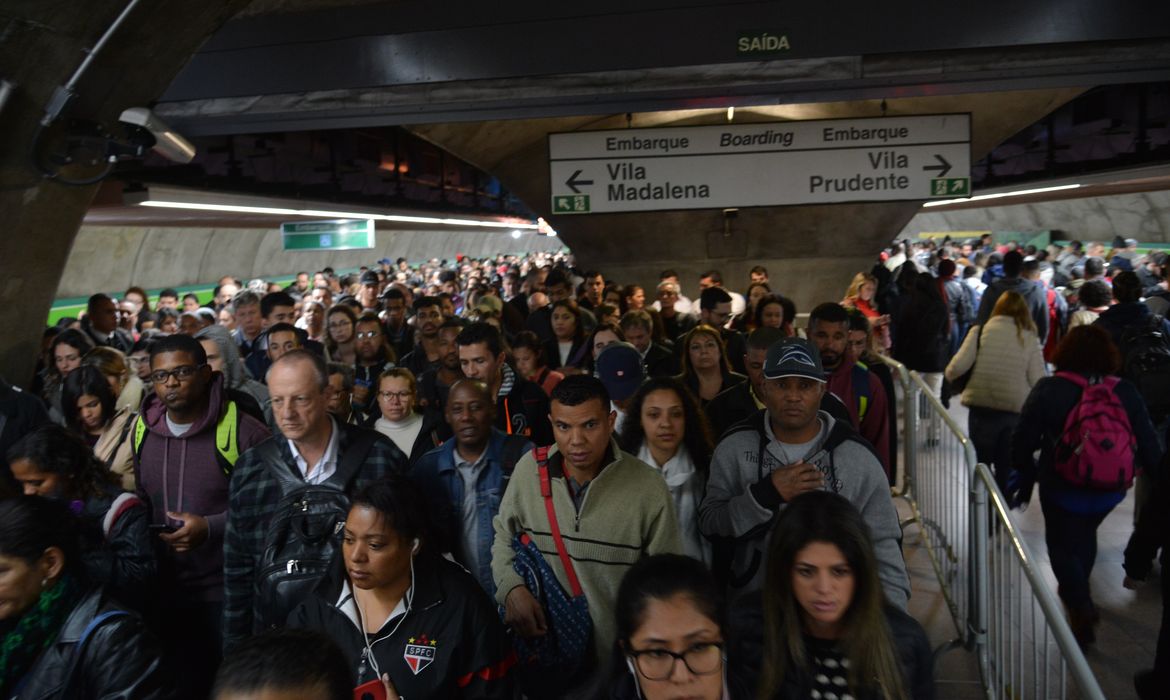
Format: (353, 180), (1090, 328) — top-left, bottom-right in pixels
(222, 350), (407, 649)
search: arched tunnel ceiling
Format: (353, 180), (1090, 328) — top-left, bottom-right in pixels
(408, 88), (1082, 301)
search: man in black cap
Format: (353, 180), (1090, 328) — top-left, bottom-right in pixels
(698, 336), (908, 606)
(356, 270), (381, 313)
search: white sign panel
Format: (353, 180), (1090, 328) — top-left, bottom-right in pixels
(548, 114), (971, 214)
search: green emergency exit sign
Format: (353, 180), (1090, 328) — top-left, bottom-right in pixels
(930, 178), (970, 197)
(552, 194), (591, 214)
(281, 219), (376, 251)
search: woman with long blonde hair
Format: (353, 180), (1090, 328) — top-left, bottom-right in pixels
(945, 290), (1046, 492)
(842, 272), (890, 349)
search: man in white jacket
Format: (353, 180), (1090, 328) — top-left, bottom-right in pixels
(699, 337), (909, 608)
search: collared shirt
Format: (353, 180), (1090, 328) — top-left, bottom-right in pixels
(288, 416), (340, 485)
(454, 448), (488, 575)
(338, 579), (410, 633)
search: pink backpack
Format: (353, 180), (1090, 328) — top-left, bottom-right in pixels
(1052, 372), (1137, 490)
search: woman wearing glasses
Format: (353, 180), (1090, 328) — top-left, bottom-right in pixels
(325, 305), (359, 365)
(371, 368), (446, 466)
(606, 554), (738, 700)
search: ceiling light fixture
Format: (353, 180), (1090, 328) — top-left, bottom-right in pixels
(137, 200), (540, 229)
(922, 183), (1082, 208)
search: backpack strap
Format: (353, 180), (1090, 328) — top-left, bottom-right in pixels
(851, 362), (871, 423)
(534, 446), (584, 598)
(213, 400), (240, 476)
(62, 609), (131, 694)
(256, 439), (304, 493)
(328, 428), (381, 489)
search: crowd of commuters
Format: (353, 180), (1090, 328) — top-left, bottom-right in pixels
(0, 236), (1167, 699)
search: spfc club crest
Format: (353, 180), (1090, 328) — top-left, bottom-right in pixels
(403, 635), (437, 675)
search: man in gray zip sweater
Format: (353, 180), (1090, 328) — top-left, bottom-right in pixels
(699, 337), (909, 609)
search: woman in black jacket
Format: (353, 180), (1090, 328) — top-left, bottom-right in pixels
(544, 299), (588, 374)
(1011, 325), (1161, 646)
(6, 424), (155, 603)
(0, 496), (168, 699)
(287, 476), (513, 699)
(733, 491), (934, 700)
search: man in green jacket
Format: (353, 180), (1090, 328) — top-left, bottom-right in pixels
(491, 375), (682, 675)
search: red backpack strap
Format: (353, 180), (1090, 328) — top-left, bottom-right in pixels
(534, 446), (584, 598)
(1055, 370), (1088, 388)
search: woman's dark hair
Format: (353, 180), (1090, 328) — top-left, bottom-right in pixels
(6, 425), (118, 498)
(350, 475), (434, 557)
(550, 299), (586, 344)
(0, 496), (80, 575)
(759, 491), (904, 700)
(753, 294), (787, 329)
(48, 329), (95, 380)
(616, 377), (714, 470)
(323, 304), (359, 355)
(511, 330), (547, 368)
(61, 365), (118, 434)
(1051, 325), (1122, 376)
(213, 629), (352, 700)
(615, 554), (725, 645)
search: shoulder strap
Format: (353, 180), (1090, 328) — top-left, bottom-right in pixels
(63, 609), (131, 693)
(131, 414), (147, 458)
(330, 428), (380, 488)
(850, 363), (871, 422)
(105, 411), (138, 470)
(1054, 371), (1088, 389)
(213, 400), (240, 476)
(534, 446), (584, 598)
(257, 439), (303, 492)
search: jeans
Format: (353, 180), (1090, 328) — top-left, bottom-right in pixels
(1040, 492), (1111, 614)
(968, 406), (1019, 494)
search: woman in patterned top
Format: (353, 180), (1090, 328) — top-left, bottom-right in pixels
(756, 491), (934, 700)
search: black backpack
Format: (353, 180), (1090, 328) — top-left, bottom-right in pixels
(252, 431), (378, 630)
(1119, 315), (1170, 422)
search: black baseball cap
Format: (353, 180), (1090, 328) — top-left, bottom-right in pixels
(763, 337), (826, 383)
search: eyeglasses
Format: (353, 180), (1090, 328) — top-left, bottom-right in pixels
(355, 330), (382, 340)
(627, 642), (723, 680)
(150, 365), (205, 384)
(378, 391), (413, 402)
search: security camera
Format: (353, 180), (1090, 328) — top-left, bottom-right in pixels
(118, 107), (196, 163)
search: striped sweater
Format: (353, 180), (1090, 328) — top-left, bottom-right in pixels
(491, 440), (682, 663)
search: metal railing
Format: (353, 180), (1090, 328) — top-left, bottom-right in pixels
(874, 354), (1106, 700)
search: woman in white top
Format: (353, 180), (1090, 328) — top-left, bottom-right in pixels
(945, 290), (1047, 493)
(617, 377), (715, 564)
(371, 368), (443, 466)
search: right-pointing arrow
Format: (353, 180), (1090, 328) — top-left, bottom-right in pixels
(923, 154), (952, 178)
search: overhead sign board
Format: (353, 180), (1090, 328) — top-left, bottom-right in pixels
(281, 219), (375, 251)
(548, 114), (971, 214)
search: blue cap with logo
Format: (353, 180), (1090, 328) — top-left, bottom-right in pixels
(763, 337), (826, 383)
(595, 342), (645, 401)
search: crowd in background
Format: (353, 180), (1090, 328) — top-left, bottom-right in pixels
(0, 233), (1168, 699)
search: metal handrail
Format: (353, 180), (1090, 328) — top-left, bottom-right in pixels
(973, 463), (1107, 700)
(870, 353), (915, 498)
(907, 370), (978, 471)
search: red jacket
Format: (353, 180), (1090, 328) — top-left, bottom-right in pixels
(826, 359), (892, 479)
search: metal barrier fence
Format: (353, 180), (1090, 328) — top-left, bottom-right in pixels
(873, 354), (1105, 700)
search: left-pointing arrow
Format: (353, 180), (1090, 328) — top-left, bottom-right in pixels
(566, 169), (594, 194)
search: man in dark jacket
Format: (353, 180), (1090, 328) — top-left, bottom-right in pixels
(620, 310), (678, 378)
(975, 250), (1049, 343)
(80, 293), (133, 353)
(1124, 461), (1170, 700)
(222, 350), (407, 649)
(456, 322), (553, 446)
(412, 379), (533, 596)
(705, 327), (852, 439)
(135, 333), (271, 697)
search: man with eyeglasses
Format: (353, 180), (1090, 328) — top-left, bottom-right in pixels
(133, 333), (271, 697)
(351, 311), (396, 422)
(399, 296), (446, 377)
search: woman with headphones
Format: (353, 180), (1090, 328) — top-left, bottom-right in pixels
(287, 475), (514, 699)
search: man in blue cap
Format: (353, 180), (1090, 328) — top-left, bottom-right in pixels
(698, 336), (908, 606)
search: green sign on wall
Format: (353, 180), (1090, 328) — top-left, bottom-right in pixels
(281, 219), (376, 251)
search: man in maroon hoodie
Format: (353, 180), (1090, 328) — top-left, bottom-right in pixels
(807, 302), (892, 480)
(135, 333), (270, 698)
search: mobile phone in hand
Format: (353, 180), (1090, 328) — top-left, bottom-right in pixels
(353, 679), (387, 700)
(148, 523), (178, 534)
